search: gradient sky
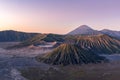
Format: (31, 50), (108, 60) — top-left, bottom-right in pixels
(0, 0), (120, 34)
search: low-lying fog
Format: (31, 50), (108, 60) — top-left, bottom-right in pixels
(0, 42), (119, 80)
(102, 54), (120, 62)
(0, 42), (53, 80)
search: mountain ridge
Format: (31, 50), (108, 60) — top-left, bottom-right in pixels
(0, 25), (120, 42)
(67, 25), (120, 39)
(101, 29), (120, 39)
(0, 30), (39, 42)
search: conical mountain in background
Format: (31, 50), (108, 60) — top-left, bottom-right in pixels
(66, 34), (120, 54)
(68, 25), (101, 35)
(37, 44), (107, 66)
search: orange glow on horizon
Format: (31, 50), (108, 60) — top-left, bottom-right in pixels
(0, 25), (68, 34)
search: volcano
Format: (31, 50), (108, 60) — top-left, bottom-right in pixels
(68, 25), (101, 35)
(37, 44), (107, 66)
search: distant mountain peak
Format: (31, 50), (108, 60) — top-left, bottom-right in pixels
(68, 25), (101, 35)
(77, 25), (93, 30)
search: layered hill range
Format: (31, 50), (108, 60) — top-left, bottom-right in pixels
(10, 34), (64, 48)
(37, 33), (120, 65)
(37, 25), (120, 65)
(68, 25), (120, 39)
(1, 25), (120, 66)
(9, 25), (120, 54)
(0, 25), (119, 42)
(12, 34), (120, 54)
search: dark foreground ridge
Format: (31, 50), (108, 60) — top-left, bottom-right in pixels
(37, 44), (107, 66)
